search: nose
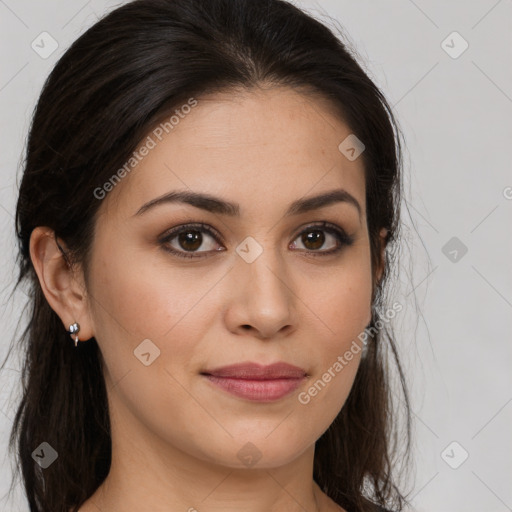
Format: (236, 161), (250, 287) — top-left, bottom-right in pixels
(223, 244), (297, 340)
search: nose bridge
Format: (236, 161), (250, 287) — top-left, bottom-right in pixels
(238, 236), (290, 300)
(231, 235), (295, 336)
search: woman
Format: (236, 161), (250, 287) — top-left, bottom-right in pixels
(5, 0), (412, 510)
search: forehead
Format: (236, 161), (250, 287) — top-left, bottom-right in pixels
(98, 86), (366, 221)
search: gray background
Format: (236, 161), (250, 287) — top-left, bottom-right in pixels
(1, 0), (511, 511)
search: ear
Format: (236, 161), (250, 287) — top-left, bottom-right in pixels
(29, 226), (95, 343)
(368, 228), (389, 325)
(375, 227), (388, 284)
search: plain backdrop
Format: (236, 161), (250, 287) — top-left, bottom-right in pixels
(0, 1), (511, 511)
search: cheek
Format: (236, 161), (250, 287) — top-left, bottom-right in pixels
(87, 253), (208, 436)
(302, 258), (373, 345)
(311, 285), (368, 383)
(318, 282), (372, 337)
(89, 242), (211, 341)
(294, 275), (370, 431)
(296, 351), (360, 444)
(87, 243), (225, 396)
(295, 256), (372, 415)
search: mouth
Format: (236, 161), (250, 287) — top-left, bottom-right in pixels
(200, 362), (307, 402)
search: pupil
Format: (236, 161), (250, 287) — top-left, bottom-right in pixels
(303, 230), (324, 250)
(179, 231), (202, 251)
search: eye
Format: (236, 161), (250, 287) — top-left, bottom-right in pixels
(289, 221), (354, 256)
(159, 221), (354, 260)
(159, 223), (225, 259)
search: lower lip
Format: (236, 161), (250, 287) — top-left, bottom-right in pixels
(202, 375), (305, 402)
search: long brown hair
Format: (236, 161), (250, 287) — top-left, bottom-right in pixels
(2, 0), (412, 510)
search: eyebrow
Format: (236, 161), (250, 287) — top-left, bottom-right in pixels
(134, 188), (362, 219)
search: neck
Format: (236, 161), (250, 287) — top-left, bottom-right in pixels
(84, 386), (334, 512)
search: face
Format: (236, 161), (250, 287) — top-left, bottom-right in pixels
(84, 86), (377, 469)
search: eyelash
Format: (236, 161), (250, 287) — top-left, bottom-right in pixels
(158, 221), (354, 260)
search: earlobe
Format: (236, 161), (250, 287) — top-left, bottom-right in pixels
(29, 227), (94, 343)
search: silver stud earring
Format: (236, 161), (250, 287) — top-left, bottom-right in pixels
(67, 322), (80, 347)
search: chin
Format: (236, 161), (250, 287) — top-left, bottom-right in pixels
(196, 435), (312, 470)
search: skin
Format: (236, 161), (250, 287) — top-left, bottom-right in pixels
(30, 86), (387, 512)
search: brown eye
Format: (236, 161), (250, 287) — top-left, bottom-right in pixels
(301, 229), (325, 250)
(289, 222), (354, 256)
(159, 223), (224, 259)
(177, 230), (203, 251)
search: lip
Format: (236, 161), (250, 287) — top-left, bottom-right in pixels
(202, 362), (307, 379)
(201, 362), (307, 402)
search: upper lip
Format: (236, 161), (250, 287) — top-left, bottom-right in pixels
(201, 362), (307, 379)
